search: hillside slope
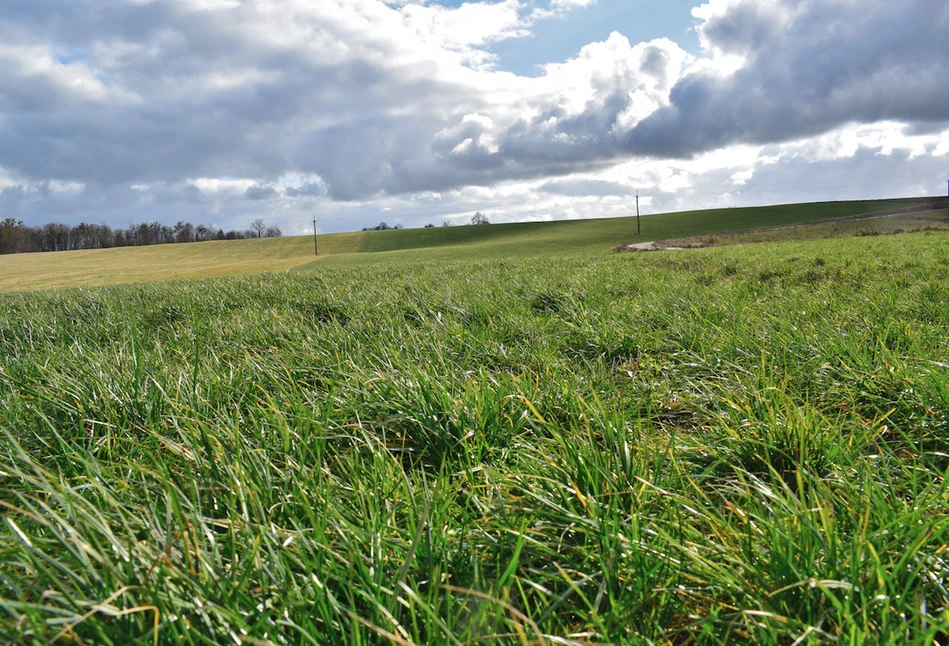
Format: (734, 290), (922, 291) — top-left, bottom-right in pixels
(0, 197), (936, 291)
(0, 234), (358, 292)
(311, 197), (936, 268)
(353, 198), (932, 254)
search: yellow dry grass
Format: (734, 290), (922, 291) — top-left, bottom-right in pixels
(0, 235), (360, 292)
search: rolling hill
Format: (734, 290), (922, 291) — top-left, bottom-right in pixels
(0, 197), (941, 292)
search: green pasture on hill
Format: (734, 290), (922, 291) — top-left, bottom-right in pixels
(2, 226), (949, 644)
(315, 197), (929, 267)
(0, 197), (930, 291)
(662, 209), (949, 248)
(350, 198), (917, 254)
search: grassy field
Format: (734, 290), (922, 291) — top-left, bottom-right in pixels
(0, 198), (930, 292)
(309, 197), (935, 269)
(2, 223), (949, 644)
(0, 235), (355, 293)
(654, 209), (949, 249)
(349, 198), (928, 254)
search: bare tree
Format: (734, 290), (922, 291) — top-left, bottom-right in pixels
(250, 218), (267, 238)
(470, 212), (489, 225)
(195, 224), (215, 242)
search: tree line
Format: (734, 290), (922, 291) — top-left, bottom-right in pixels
(0, 217), (281, 255)
(370, 212), (490, 230)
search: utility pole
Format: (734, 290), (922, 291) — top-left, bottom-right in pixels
(312, 218), (318, 256)
(636, 191), (641, 235)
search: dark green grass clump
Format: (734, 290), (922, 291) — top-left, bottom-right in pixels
(2, 232), (949, 644)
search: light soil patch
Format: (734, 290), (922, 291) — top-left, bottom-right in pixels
(621, 241), (684, 252)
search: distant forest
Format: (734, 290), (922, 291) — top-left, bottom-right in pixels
(0, 217), (281, 255)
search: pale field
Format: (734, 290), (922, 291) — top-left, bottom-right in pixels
(0, 233), (364, 292)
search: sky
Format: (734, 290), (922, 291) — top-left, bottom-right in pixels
(1, 0), (948, 235)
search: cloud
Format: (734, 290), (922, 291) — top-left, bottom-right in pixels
(154, 182), (205, 205)
(0, 0), (689, 202)
(551, 0), (597, 8)
(0, 0), (946, 233)
(244, 185), (278, 200)
(626, 0), (949, 157)
(284, 182), (327, 198)
(430, 33), (690, 181)
(0, 184), (26, 212)
(540, 178), (633, 197)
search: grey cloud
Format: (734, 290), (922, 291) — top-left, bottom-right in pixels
(429, 1), (949, 176)
(514, 90), (628, 156)
(640, 45), (671, 79)
(0, 185), (26, 214)
(0, 181), (148, 226)
(285, 182), (327, 198)
(431, 117), (504, 171)
(244, 185), (278, 200)
(905, 122), (949, 136)
(697, 2), (786, 55)
(0, 0), (669, 203)
(0, 0), (481, 192)
(540, 179), (634, 197)
(626, 0), (949, 158)
(0, 0), (651, 202)
(154, 183), (206, 206)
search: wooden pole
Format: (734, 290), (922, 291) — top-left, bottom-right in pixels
(636, 192), (641, 235)
(313, 218), (318, 256)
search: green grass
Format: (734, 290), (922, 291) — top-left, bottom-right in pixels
(657, 210), (949, 248)
(3, 227), (949, 644)
(320, 198), (927, 267)
(353, 198), (929, 253)
(0, 198), (928, 292)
